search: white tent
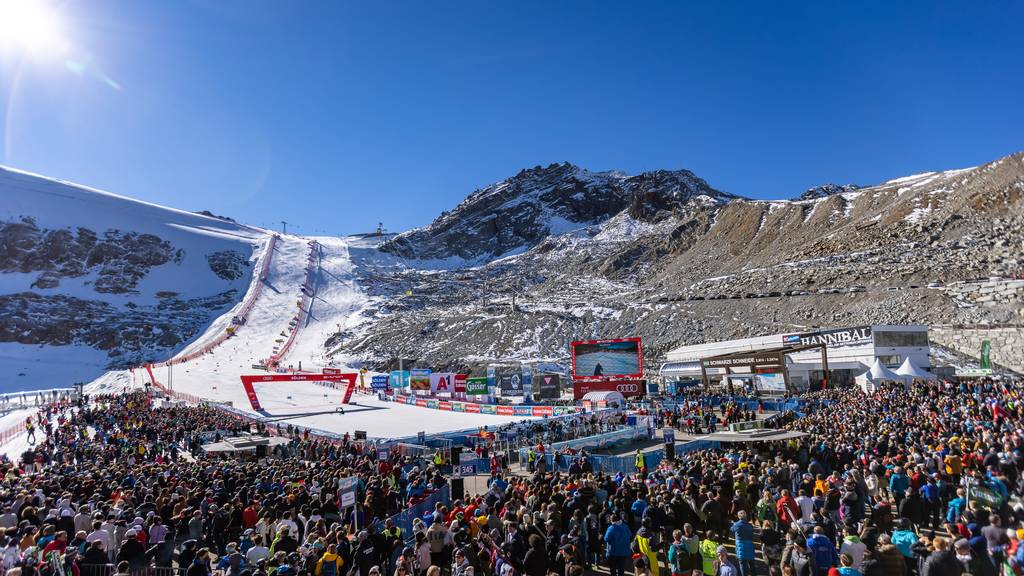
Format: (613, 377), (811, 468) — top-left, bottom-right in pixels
(581, 391), (625, 408)
(855, 358), (908, 393)
(895, 357), (937, 381)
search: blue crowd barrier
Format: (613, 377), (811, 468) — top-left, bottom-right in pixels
(371, 485), (451, 544)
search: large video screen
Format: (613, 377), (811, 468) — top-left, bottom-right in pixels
(571, 338), (643, 381)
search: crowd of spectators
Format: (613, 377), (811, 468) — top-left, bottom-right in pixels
(2, 378), (1023, 576)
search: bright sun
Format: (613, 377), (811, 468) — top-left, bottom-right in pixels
(0, 0), (69, 57)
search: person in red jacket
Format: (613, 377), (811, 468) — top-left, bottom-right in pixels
(776, 490), (800, 527)
(243, 502), (260, 529)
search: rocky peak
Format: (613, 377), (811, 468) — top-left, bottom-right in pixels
(796, 183), (861, 201)
(381, 163), (733, 261)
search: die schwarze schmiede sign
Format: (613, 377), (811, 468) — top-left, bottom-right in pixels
(782, 326), (873, 348)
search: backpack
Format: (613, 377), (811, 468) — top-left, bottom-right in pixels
(320, 558), (337, 576)
(670, 543), (687, 574)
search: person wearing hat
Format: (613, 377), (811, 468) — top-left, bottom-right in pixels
(713, 545), (737, 576)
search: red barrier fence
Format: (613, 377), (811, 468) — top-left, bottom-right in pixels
(0, 422), (25, 446)
(266, 240), (318, 370)
(153, 234), (279, 367)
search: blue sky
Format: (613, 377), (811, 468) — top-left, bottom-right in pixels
(1, 1), (1021, 235)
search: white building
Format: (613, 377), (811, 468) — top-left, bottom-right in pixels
(660, 325), (931, 392)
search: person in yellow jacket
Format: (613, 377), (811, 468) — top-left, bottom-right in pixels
(315, 543), (345, 576)
(698, 531), (720, 576)
(635, 527), (659, 576)
(635, 450), (647, 475)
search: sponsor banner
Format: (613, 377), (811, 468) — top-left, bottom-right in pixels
(323, 367), (342, 374)
(754, 373), (787, 392)
(389, 370), (411, 388)
(513, 405), (533, 417)
(496, 365), (525, 396)
(571, 337), (643, 382)
(480, 404), (497, 415)
(782, 326), (872, 348)
(532, 405), (553, 417)
(405, 396), (417, 406)
(554, 406), (575, 416)
(452, 402), (465, 412)
(438, 401), (452, 411)
(426, 399), (438, 409)
(496, 405), (514, 416)
(410, 369), (431, 391)
(454, 374), (467, 393)
(537, 373), (561, 399)
(430, 372), (456, 394)
(371, 375), (389, 390)
(466, 377), (489, 395)
(572, 379), (645, 399)
(415, 398), (427, 407)
(465, 403), (481, 414)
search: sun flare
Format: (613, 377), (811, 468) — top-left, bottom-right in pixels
(0, 0), (69, 57)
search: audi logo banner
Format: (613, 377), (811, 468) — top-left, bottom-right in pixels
(573, 379), (646, 400)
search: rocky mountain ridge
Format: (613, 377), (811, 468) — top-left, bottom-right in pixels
(337, 152), (1024, 373)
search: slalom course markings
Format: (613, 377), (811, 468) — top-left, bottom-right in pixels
(266, 240), (319, 370)
(152, 234), (279, 367)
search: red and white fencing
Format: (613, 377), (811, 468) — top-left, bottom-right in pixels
(154, 234), (279, 367)
(0, 422), (25, 446)
(266, 240), (319, 370)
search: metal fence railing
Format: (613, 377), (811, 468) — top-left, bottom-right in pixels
(79, 564), (177, 576)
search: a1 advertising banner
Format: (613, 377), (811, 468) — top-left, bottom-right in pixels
(454, 374), (467, 393)
(496, 405), (514, 416)
(465, 403), (481, 414)
(389, 370), (411, 388)
(572, 379), (645, 400)
(480, 404), (497, 415)
(496, 366), (525, 397)
(537, 373), (561, 399)
(371, 375), (390, 390)
(532, 406), (554, 417)
(430, 373), (456, 394)
(410, 369), (431, 391)
(513, 405), (533, 417)
(466, 377), (488, 395)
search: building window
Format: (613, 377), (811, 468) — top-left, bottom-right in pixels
(877, 354), (900, 367)
(874, 331), (929, 347)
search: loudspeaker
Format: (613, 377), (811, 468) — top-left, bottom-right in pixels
(255, 444), (267, 458)
(450, 477), (465, 502)
(449, 445), (462, 464)
(664, 442), (675, 462)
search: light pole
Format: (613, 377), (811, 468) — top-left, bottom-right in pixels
(281, 221), (288, 234)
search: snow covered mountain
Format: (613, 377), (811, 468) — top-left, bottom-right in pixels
(2, 152), (1023, 390)
(0, 166), (269, 388)
(381, 162), (734, 262)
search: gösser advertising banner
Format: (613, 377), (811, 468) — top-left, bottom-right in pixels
(537, 374), (561, 399)
(409, 369), (431, 391)
(571, 338), (643, 382)
(465, 377), (488, 395)
(782, 326), (871, 348)
(430, 373), (456, 394)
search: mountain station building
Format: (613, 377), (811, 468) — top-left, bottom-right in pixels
(659, 325), (932, 394)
